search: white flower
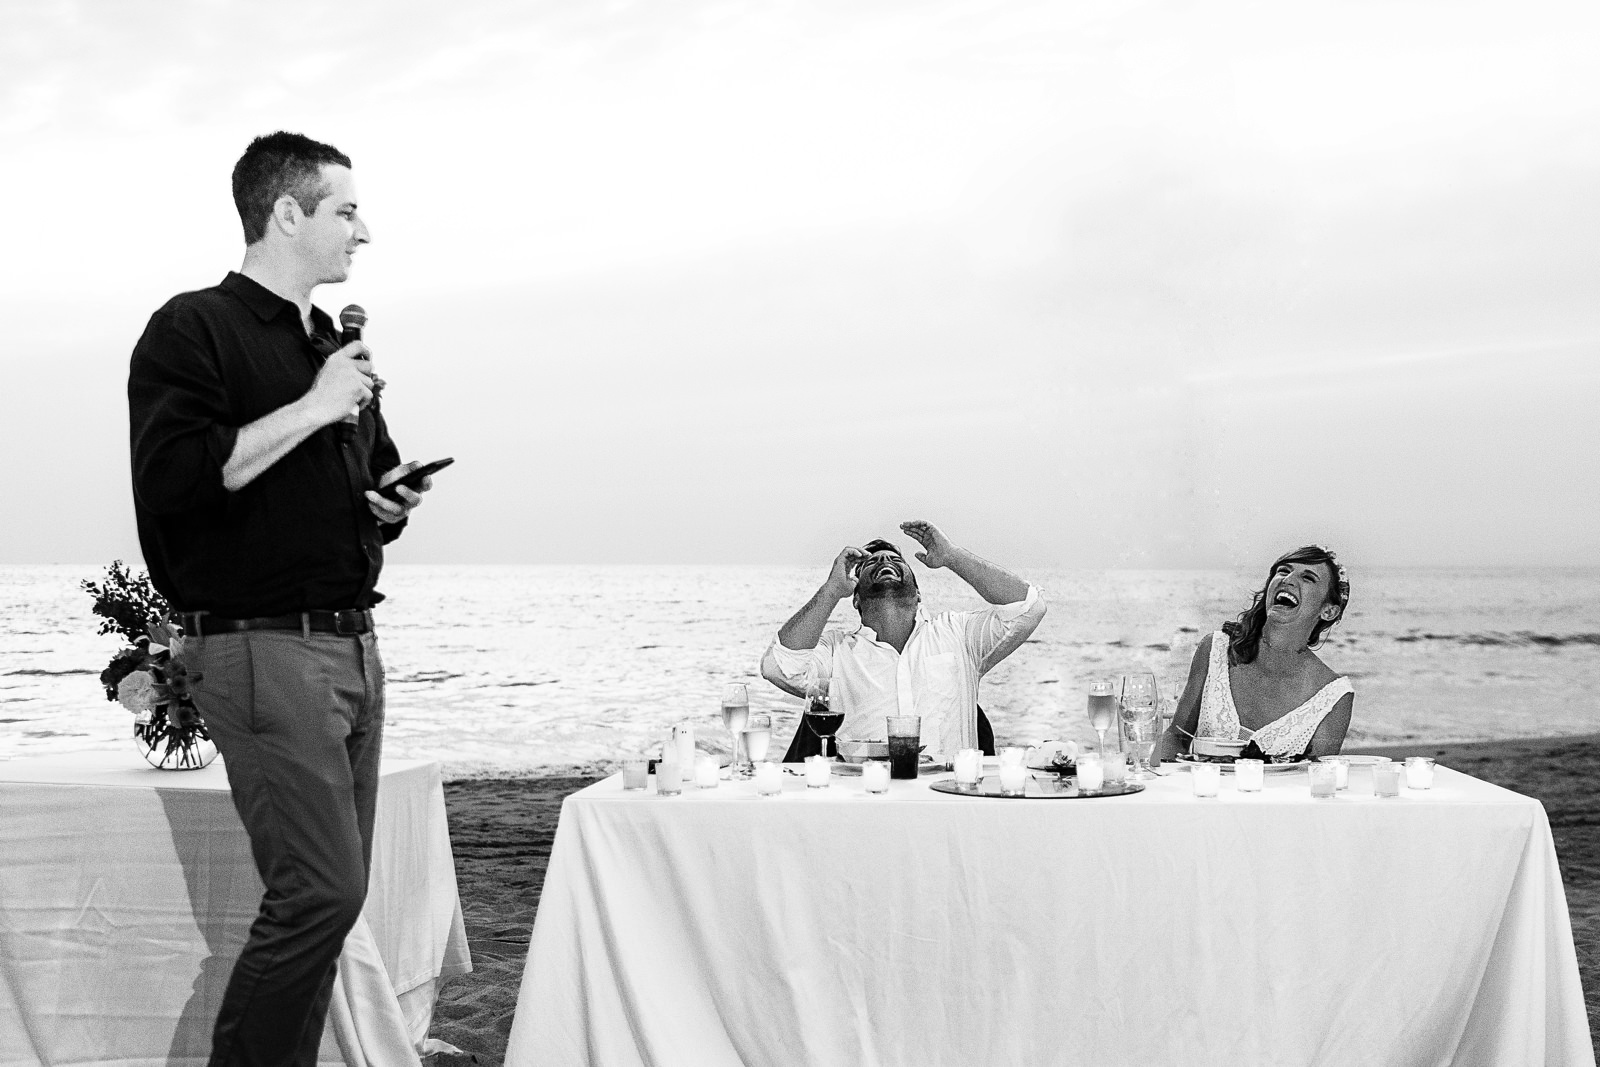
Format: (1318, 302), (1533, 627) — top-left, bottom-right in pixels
(117, 670), (160, 715)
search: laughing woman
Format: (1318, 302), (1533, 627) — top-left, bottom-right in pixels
(1159, 545), (1355, 762)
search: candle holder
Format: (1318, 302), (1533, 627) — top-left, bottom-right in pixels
(1075, 752), (1103, 793)
(862, 759), (890, 794)
(694, 754), (720, 789)
(1309, 761), (1338, 799)
(621, 757), (649, 791)
(1191, 762), (1221, 798)
(804, 754), (832, 789)
(754, 761), (783, 796)
(953, 748), (981, 789)
(1235, 758), (1264, 793)
(656, 754), (683, 797)
(1373, 762), (1401, 798)
(1405, 756), (1436, 789)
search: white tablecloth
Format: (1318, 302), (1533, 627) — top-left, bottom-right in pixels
(0, 752), (472, 1067)
(506, 764), (1593, 1067)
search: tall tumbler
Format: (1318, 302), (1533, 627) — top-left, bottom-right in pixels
(886, 715), (922, 780)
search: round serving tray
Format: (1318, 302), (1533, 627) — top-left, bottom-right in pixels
(929, 775), (1146, 799)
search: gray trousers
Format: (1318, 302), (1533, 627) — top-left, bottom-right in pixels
(181, 628), (385, 1067)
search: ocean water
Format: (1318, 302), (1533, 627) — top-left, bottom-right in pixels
(3, 564), (1598, 777)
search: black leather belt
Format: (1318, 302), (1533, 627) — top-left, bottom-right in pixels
(179, 609), (373, 637)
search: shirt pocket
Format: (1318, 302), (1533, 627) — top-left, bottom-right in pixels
(917, 651), (964, 703)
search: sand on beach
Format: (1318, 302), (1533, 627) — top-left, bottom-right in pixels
(429, 736), (1600, 1064)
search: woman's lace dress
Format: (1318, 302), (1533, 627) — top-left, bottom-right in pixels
(1195, 631), (1353, 757)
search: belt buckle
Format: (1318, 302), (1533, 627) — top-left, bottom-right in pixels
(334, 610), (364, 636)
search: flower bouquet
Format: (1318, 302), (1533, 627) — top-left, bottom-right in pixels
(83, 561), (215, 770)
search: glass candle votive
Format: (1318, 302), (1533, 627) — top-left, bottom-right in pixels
(754, 761), (783, 796)
(998, 761), (1027, 796)
(1308, 761), (1338, 799)
(656, 756), (683, 797)
(804, 754), (832, 789)
(862, 759), (890, 794)
(953, 748), (981, 788)
(1319, 756), (1349, 791)
(1405, 756), (1436, 789)
(1191, 762), (1221, 798)
(694, 754), (720, 789)
(1102, 753), (1128, 786)
(1076, 752), (1104, 792)
(1373, 761), (1401, 798)
(1235, 758), (1264, 792)
(621, 758), (649, 791)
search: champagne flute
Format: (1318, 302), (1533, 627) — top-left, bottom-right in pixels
(742, 713), (772, 766)
(1119, 673), (1158, 781)
(1086, 679), (1116, 755)
(722, 683), (750, 779)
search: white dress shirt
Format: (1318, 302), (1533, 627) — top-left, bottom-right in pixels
(760, 586), (1046, 760)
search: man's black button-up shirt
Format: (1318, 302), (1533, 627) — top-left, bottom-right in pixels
(128, 272), (406, 617)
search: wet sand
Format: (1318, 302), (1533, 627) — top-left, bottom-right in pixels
(429, 737), (1600, 1063)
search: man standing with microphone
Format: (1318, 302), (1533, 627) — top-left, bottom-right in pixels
(128, 131), (432, 1065)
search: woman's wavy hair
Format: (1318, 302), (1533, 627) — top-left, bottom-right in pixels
(1222, 545), (1350, 665)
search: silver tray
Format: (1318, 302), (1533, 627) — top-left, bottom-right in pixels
(929, 775), (1146, 799)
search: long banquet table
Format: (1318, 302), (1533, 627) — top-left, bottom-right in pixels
(0, 752), (472, 1067)
(506, 761), (1593, 1067)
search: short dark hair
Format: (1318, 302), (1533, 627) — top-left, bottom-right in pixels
(231, 132), (352, 245)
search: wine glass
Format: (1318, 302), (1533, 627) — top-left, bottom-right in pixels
(1119, 673), (1159, 781)
(721, 683), (750, 779)
(742, 713), (772, 766)
(1086, 679), (1116, 755)
(803, 678), (844, 759)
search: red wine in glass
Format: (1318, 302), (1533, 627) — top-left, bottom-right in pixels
(804, 694), (845, 759)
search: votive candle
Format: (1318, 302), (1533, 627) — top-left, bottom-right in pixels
(953, 748), (980, 787)
(1309, 761), (1338, 799)
(1191, 762), (1221, 798)
(621, 758), (649, 791)
(1235, 758), (1264, 792)
(862, 759), (890, 794)
(1102, 753), (1128, 785)
(804, 754), (831, 789)
(1405, 756), (1435, 789)
(694, 754), (720, 789)
(1373, 762), (1401, 798)
(1076, 753), (1104, 792)
(999, 762), (1027, 796)
(1319, 756), (1349, 790)
(754, 761), (782, 796)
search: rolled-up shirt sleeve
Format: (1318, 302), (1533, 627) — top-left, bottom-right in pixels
(128, 309), (237, 516)
(761, 631), (837, 698)
(965, 584), (1047, 674)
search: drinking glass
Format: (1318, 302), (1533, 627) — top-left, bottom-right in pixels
(887, 715), (922, 780)
(803, 679), (844, 759)
(1086, 679), (1116, 756)
(1119, 673), (1159, 781)
(722, 683), (751, 778)
(742, 714), (772, 766)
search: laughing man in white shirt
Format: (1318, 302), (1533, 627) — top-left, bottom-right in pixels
(761, 520), (1047, 763)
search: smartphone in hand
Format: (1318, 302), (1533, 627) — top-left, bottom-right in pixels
(376, 457), (453, 502)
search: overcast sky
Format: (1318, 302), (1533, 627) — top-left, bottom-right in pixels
(2, 0), (1596, 568)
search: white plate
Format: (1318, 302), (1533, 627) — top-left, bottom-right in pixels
(1175, 754), (1311, 773)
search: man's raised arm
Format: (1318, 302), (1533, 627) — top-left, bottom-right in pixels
(762, 546), (864, 697)
(899, 520), (1029, 605)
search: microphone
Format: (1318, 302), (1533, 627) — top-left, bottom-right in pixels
(337, 304), (369, 436)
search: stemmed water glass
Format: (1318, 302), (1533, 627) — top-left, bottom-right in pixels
(721, 683), (750, 779)
(1119, 673), (1159, 781)
(1086, 679), (1116, 755)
